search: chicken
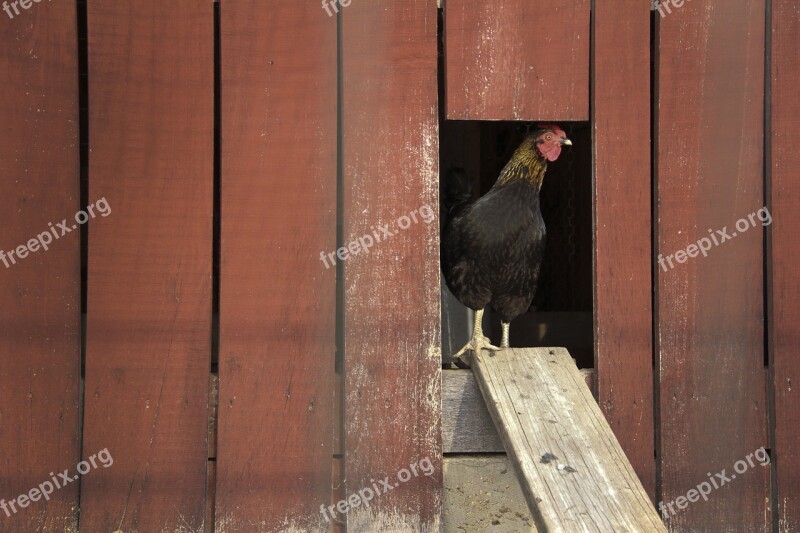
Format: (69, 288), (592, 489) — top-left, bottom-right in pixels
(441, 124), (571, 360)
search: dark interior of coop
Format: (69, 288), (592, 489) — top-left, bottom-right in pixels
(439, 120), (594, 369)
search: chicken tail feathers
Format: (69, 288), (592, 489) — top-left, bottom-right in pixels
(443, 167), (473, 219)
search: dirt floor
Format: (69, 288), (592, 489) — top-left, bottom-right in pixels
(443, 456), (535, 532)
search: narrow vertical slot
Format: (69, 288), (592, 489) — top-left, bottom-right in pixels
(76, 0), (89, 527)
(335, 0), (345, 458)
(763, 0), (778, 529)
(212, 2), (221, 378)
(650, 4), (663, 512)
(208, 2), (222, 532)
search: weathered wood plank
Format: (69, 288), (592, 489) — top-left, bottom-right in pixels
(593, 0), (655, 500)
(342, 2), (442, 531)
(770, 1), (800, 530)
(80, 2), (213, 530)
(656, 1), (770, 529)
(208, 373), (218, 459)
(206, 460), (216, 533)
(443, 370), (504, 453)
(444, 0), (589, 120)
(0, 3), (80, 531)
(331, 458), (345, 533)
(580, 368), (595, 395)
(443, 369), (595, 454)
(472, 348), (665, 532)
(216, 1), (337, 531)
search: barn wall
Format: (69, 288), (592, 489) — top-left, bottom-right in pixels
(444, 0), (589, 120)
(655, 1), (770, 530)
(81, 2), (214, 530)
(216, 1), (337, 531)
(593, 0), (655, 500)
(0, 2), (81, 531)
(0, 1), (796, 532)
(342, 3), (443, 531)
(769, 0), (800, 530)
(443, 1), (788, 532)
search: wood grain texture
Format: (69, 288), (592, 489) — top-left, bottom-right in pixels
(444, 0), (589, 120)
(443, 369), (595, 454)
(331, 458), (345, 533)
(209, 373), (218, 459)
(581, 368), (595, 396)
(443, 370), (503, 453)
(342, 2), (442, 531)
(216, 2), (337, 531)
(80, 2), (213, 530)
(206, 460), (216, 533)
(472, 348), (665, 532)
(593, 0), (655, 500)
(0, 3), (80, 531)
(770, 1), (800, 530)
(656, 1), (770, 530)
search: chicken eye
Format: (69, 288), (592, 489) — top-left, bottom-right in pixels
(545, 134), (552, 141)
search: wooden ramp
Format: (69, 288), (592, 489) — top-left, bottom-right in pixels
(472, 347), (666, 532)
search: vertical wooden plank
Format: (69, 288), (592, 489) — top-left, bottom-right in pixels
(656, 1), (769, 530)
(444, 0), (589, 120)
(0, 4), (80, 532)
(342, 3), (442, 531)
(216, 1), (337, 531)
(770, 1), (800, 530)
(593, 0), (655, 499)
(80, 2), (213, 530)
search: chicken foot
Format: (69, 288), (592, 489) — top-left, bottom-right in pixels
(452, 309), (501, 365)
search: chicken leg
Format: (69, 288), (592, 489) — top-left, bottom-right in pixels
(453, 309), (501, 362)
(501, 322), (510, 349)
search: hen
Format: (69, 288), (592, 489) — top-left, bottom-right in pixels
(441, 124), (571, 359)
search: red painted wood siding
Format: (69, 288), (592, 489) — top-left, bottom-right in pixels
(343, 2), (443, 531)
(593, 0), (656, 501)
(0, 3), (80, 531)
(656, 1), (769, 530)
(216, 1), (337, 530)
(770, 1), (800, 530)
(80, 2), (213, 530)
(444, 0), (589, 120)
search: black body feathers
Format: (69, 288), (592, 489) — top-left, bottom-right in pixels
(441, 136), (552, 324)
